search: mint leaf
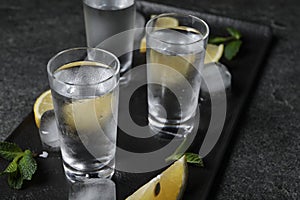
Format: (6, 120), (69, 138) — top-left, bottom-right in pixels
(8, 170), (23, 190)
(226, 27), (242, 40)
(4, 161), (18, 174)
(208, 27), (243, 61)
(209, 37), (230, 44)
(166, 152), (204, 167)
(185, 153), (204, 167)
(0, 142), (23, 161)
(225, 40), (242, 60)
(19, 150), (37, 181)
(0, 142), (38, 189)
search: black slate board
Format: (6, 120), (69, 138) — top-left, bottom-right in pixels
(0, 1), (272, 200)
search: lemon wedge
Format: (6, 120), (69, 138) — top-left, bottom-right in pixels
(140, 36), (147, 53)
(155, 16), (179, 29)
(126, 156), (187, 200)
(148, 48), (196, 85)
(62, 93), (113, 132)
(204, 44), (224, 64)
(140, 16), (179, 53)
(33, 90), (53, 128)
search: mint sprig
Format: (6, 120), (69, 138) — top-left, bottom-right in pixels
(209, 27), (243, 60)
(166, 152), (204, 167)
(0, 142), (37, 189)
(184, 153), (204, 167)
(0, 142), (23, 161)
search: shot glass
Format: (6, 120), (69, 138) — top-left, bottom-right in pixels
(146, 13), (209, 137)
(47, 47), (120, 182)
(83, 0), (136, 76)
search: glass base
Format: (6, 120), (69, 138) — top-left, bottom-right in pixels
(63, 162), (114, 183)
(148, 115), (195, 138)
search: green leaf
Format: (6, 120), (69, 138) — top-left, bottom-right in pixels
(18, 150), (37, 181)
(166, 152), (204, 167)
(226, 27), (242, 40)
(209, 37), (230, 44)
(0, 142), (37, 190)
(3, 161), (18, 174)
(8, 170), (23, 190)
(0, 142), (23, 161)
(185, 153), (204, 167)
(224, 40), (242, 60)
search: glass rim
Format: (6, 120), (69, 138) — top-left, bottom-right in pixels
(47, 47), (120, 86)
(145, 13), (210, 46)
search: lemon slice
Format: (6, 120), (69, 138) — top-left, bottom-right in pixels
(56, 61), (109, 71)
(204, 44), (224, 64)
(63, 93), (114, 132)
(155, 16), (179, 28)
(175, 26), (200, 34)
(126, 156), (187, 200)
(139, 36), (147, 53)
(33, 90), (53, 128)
(140, 16), (179, 53)
(148, 48), (196, 85)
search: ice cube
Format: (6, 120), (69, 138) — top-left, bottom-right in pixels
(39, 110), (60, 151)
(201, 62), (231, 93)
(68, 179), (116, 200)
(39, 151), (49, 158)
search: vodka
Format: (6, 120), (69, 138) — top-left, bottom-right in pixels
(83, 0), (135, 73)
(51, 61), (119, 179)
(147, 28), (205, 134)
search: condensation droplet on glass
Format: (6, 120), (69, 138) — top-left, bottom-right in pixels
(67, 87), (75, 94)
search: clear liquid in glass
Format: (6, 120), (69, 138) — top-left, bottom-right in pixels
(51, 61), (119, 180)
(83, 0), (135, 73)
(147, 28), (205, 136)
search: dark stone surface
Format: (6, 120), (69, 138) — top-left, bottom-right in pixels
(0, 0), (299, 199)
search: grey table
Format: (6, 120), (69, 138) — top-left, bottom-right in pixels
(0, 0), (299, 199)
